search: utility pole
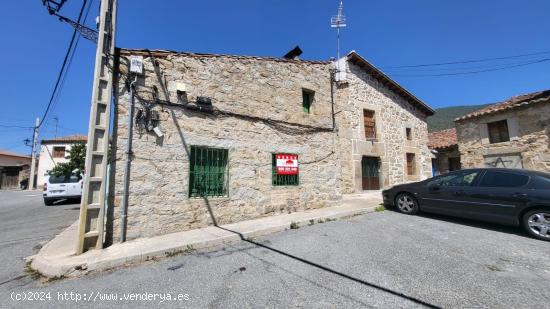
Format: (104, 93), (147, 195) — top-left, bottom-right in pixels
(28, 117), (39, 191)
(76, 0), (117, 254)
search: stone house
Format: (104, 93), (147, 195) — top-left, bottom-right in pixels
(107, 48), (433, 241)
(455, 89), (550, 171)
(335, 52), (434, 192)
(428, 128), (460, 175)
(0, 150), (32, 189)
(37, 134), (87, 187)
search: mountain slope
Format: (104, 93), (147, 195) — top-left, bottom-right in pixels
(427, 104), (490, 132)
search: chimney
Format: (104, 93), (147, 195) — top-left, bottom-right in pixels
(283, 46), (303, 60)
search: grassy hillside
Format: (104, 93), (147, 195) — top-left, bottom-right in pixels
(427, 104), (489, 132)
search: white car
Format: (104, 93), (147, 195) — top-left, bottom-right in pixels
(43, 174), (83, 206)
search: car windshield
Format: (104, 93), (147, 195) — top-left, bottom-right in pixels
(48, 175), (81, 184)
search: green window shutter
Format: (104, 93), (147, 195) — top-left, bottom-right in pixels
(302, 91), (311, 113)
(272, 154), (299, 186)
(189, 146), (228, 198)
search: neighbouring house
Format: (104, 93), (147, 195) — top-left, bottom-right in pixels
(428, 128), (460, 175)
(106, 48), (434, 242)
(0, 150), (32, 189)
(37, 134), (87, 187)
(455, 89), (550, 171)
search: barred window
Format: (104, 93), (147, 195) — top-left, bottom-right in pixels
(188, 146), (228, 198)
(272, 154), (299, 186)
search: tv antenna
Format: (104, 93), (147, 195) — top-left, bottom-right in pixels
(331, 0), (346, 65)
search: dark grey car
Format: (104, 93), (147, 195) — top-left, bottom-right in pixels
(382, 168), (550, 241)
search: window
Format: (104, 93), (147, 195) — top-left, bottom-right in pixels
(302, 89), (314, 113)
(406, 128), (412, 140)
(363, 109), (376, 139)
(188, 146), (228, 198)
(406, 153), (416, 175)
(427, 170), (480, 187)
(272, 154), (299, 186)
(52, 146), (66, 158)
(479, 171), (529, 188)
(48, 174), (81, 184)
(487, 120), (509, 144)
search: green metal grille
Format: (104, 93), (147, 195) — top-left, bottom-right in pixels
(272, 154), (299, 186)
(302, 90), (312, 113)
(189, 146), (228, 198)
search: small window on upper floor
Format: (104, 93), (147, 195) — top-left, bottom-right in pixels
(53, 146), (66, 158)
(487, 120), (509, 144)
(302, 89), (314, 114)
(406, 128), (412, 140)
(363, 109), (376, 140)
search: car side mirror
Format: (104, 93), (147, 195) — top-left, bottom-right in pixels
(428, 184), (441, 191)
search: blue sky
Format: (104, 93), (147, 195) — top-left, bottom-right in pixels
(1, 0), (549, 154)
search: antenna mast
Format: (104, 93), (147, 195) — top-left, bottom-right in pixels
(331, 0), (346, 67)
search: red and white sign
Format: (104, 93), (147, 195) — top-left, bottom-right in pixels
(276, 154), (299, 175)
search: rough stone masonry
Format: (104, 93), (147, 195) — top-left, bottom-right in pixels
(107, 49), (432, 242)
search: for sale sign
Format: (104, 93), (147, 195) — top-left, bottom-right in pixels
(276, 154), (299, 175)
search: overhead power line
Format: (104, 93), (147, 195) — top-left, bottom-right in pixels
(43, 0), (94, 129)
(0, 124), (34, 129)
(38, 0), (88, 129)
(390, 58), (550, 77)
(381, 50), (550, 69)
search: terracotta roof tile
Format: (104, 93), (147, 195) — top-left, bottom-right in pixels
(455, 89), (550, 122)
(428, 128), (458, 149)
(0, 149), (31, 159)
(41, 134), (87, 144)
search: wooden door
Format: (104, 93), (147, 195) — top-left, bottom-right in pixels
(1, 168), (19, 189)
(361, 156), (380, 190)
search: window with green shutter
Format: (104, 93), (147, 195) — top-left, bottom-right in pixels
(189, 146), (229, 198)
(302, 89), (314, 113)
(272, 154), (299, 186)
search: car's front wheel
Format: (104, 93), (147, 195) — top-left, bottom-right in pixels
(522, 209), (550, 241)
(395, 193), (419, 215)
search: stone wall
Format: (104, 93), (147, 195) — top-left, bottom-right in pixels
(337, 62), (432, 193)
(456, 100), (550, 172)
(109, 50), (343, 241)
(432, 146), (461, 175)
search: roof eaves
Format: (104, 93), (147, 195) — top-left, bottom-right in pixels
(455, 90), (550, 122)
(118, 48), (331, 65)
(346, 51), (435, 116)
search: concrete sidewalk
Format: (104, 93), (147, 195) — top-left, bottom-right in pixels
(29, 192), (382, 278)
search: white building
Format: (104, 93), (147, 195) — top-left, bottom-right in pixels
(37, 134), (87, 187)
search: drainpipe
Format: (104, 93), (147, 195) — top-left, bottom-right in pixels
(329, 68), (337, 131)
(120, 75), (137, 242)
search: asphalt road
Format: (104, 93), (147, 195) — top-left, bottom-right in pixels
(1, 192), (550, 308)
(0, 190), (80, 289)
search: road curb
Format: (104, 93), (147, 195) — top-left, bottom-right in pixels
(29, 196), (381, 278)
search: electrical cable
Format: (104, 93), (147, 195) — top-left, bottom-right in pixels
(42, 0), (95, 130)
(0, 124), (34, 129)
(390, 58), (550, 77)
(381, 50), (550, 69)
(37, 0), (88, 129)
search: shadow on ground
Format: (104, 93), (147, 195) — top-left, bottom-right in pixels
(386, 207), (526, 238)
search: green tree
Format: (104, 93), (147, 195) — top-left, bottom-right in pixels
(50, 143), (86, 177)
